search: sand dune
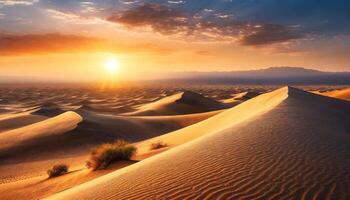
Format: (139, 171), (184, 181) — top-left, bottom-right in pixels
(31, 103), (66, 117)
(0, 109), (219, 159)
(232, 91), (261, 101)
(0, 108), (221, 186)
(0, 112), (47, 132)
(77, 110), (222, 142)
(126, 91), (228, 116)
(48, 87), (350, 200)
(0, 111), (86, 184)
(316, 88), (350, 101)
(0, 161), (135, 200)
(135, 87), (287, 155)
(0, 111), (82, 155)
(220, 91), (261, 105)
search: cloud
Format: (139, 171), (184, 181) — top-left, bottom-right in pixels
(0, 0), (38, 6)
(238, 24), (303, 46)
(0, 33), (108, 55)
(119, 0), (139, 5)
(107, 3), (303, 46)
(46, 9), (106, 24)
(0, 33), (175, 56)
(108, 3), (190, 35)
(167, 1), (186, 4)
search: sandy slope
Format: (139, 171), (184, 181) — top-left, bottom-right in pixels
(0, 111), (82, 154)
(31, 103), (66, 117)
(135, 87), (287, 154)
(0, 108), (222, 193)
(0, 112), (83, 182)
(76, 109), (222, 142)
(0, 161), (135, 200)
(126, 91), (228, 116)
(0, 112), (47, 132)
(220, 91), (261, 106)
(317, 88), (350, 101)
(48, 87), (350, 200)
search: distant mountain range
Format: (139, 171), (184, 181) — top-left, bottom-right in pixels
(165, 67), (350, 85)
(1, 67), (350, 85)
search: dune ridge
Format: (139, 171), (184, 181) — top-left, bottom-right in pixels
(135, 86), (288, 154)
(47, 87), (350, 200)
(319, 88), (350, 101)
(0, 112), (47, 132)
(31, 103), (66, 117)
(0, 108), (222, 184)
(0, 111), (82, 155)
(126, 91), (228, 116)
(75, 109), (222, 142)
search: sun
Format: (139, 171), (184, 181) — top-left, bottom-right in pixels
(104, 58), (120, 74)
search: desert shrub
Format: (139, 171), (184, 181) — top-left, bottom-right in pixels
(86, 140), (137, 170)
(47, 164), (69, 178)
(150, 141), (168, 150)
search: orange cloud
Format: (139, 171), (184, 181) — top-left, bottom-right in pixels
(0, 33), (107, 55)
(0, 33), (175, 56)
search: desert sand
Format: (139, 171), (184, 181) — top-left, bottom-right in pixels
(0, 111), (47, 132)
(315, 88), (350, 101)
(125, 91), (229, 116)
(1, 86), (349, 200)
(0, 89), (234, 199)
(47, 87), (350, 200)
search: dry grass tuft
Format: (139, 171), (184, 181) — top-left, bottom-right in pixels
(86, 140), (137, 170)
(150, 141), (168, 150)
(47, 164), (69, 178)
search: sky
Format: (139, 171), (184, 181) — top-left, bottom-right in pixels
(0, 0), (350, 81)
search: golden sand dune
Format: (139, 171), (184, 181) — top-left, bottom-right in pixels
(126, 91), (228, 116)
(0, 111), (83, 182)
(48, 87), (350, 200)
(0, 108), (221, 186)
(220, 91), (261, 105)
(78, 110), (222, 142)
(135, 87), (286, 155)
(0, 112), (47, 132)
(0, 111), (82, 154)
(0, 109), (218, 159)
(233, 91), (261, 101)
(317, 88), (350, 101)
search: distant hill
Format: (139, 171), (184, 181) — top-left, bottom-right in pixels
(166, 67), (350, 85)
(1, 67), (350, 85)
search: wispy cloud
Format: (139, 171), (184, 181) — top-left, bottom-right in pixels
(107, 3), (303, 47)
(0, 0), (38, 6)
(46, 9), (106, 25)
(0, 33), (105, 55)
(0, 33), (176, 56)
(119, 0), (139, 5)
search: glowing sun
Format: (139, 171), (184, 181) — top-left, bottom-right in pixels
(104, 58), (120, 74)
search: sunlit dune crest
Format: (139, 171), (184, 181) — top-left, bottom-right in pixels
(315, 88), (350, 101)
(125, 91), (229, 116)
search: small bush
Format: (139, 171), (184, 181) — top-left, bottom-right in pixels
(47, 164), (69, 178)
(150, 141), (168, 150)
(86, 140), (137, 170)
